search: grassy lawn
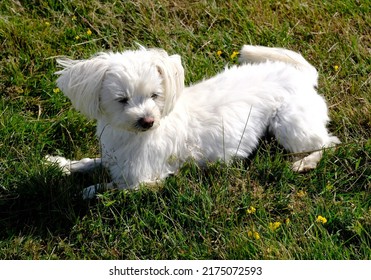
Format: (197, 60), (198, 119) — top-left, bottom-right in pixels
(0, 0), (370, 259)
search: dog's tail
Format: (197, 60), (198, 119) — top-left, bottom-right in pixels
(239, 45), (318, 85)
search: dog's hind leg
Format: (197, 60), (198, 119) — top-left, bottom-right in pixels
(290, 133), (340, 172)
(271, 122), (340, 172)
(291, 150), (325, 172)
(45, 155), (102, 174)
(268, 97), (340, 172)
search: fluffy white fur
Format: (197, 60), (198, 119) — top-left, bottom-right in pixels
(48, 45), (340, 199)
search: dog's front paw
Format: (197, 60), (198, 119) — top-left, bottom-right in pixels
(82, 184), (103, 200)
(44, 155), (72, 175)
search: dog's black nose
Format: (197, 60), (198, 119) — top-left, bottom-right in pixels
(138, 117), (154, 129)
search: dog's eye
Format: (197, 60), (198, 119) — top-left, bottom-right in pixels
(151, 93), (159, 100)
(118, 97), (129, 105)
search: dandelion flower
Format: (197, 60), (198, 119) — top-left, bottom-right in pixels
(72, 15), (77, 21)
(216, 50), (222, 56)
(269, 221), (282, 231)
(316, 215), (327, 224)
(253, 231), (260, 240)
(334, 65), (339, 71)
(53, 88), (60, 93)
(230, 51), (239, 59)
(246, 206), (256, 214)
(75, 35), (80, 40)
(248, 230), (260, 240)
(86, 28), (92, 36)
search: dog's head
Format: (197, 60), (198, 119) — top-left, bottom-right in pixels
(55, 46), (184, 132)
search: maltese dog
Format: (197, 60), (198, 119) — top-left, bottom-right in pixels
(47, 45), (340, 199)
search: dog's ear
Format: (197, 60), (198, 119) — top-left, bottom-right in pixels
(55, 53), (110, 119)
(154, 53), (185, 116)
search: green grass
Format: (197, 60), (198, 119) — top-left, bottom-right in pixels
(0, 0), (370, 259)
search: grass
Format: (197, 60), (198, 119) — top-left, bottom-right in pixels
(0, 0), (370, 259)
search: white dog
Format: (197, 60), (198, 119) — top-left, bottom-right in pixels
(48, 45), (340, 199)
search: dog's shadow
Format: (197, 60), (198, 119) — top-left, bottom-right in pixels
(0, 137), (289, 239)
(0, 164), (109, 238)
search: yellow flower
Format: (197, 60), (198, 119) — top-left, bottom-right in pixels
(248, 230), (260, 240)
(230, 51), (239, 59)
(253, 231), (260, 240)
(296, 190), (306, 198)
(269, 221), (282, 231)
(216, 50), (222, 56)
(72, 15), (77, 21)
(316, 215), (327, 224)
(86, 28), (92, 36)
(75, 35), (80, 40)
(246, 206), (256, 214)
(53, 88), (60, 93)
(325, 184), (334, 191)
(334, 65), (339, 71)
(45, 21), (51, 27)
